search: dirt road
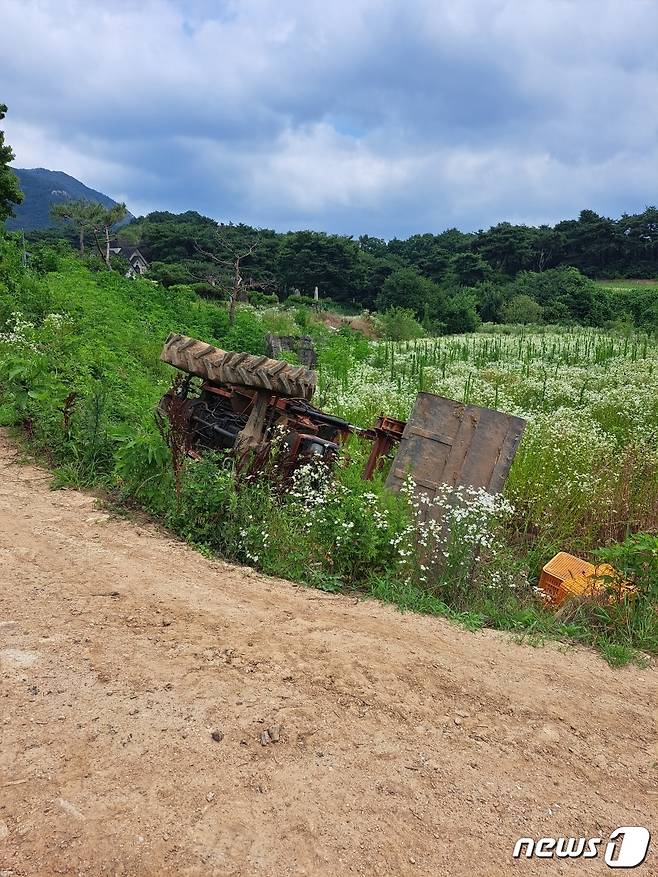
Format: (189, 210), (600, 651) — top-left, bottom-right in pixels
(0, 431), (655, 876)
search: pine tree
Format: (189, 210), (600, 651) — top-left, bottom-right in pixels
(0, 104), (23, 223)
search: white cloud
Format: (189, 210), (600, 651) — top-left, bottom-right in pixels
(5, 119), (131, 195)
(248, 124), (416, 210)
(1, 0), (656, 235)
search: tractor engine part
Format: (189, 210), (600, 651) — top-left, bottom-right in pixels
(157, 378), (343, 474)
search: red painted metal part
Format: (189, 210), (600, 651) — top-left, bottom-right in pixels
(362, 415), (407, 480)
(197, 383), (409, 477)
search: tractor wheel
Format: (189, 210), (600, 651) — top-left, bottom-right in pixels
(161, 332), (316, 400)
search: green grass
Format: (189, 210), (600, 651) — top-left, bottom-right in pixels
(595, 279), (658, 288)
(597, 640), (638, 668)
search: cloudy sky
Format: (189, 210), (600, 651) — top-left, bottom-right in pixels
(2, 0), (657, 237)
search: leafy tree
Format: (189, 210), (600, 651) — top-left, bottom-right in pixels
(532, 225), (566, 271)
(501, 294), (544, 325)
(474, 281), (505, 323)
(133, 210), (219, 263)
(387, 233), (450, 283)
(90, 203), (128, 268)
(65, 204), (658, 329)
(148, 261), (194, 287)
(376, 267), (443, 319)
(50, 199), (104, 254)
(555, 210), (621, 276)
(0, 103), (23, 223)
(474, 222), (535, 275)
(616, 207), (658, 275)
(448, 252), (492, 286)
(376, 307), (425, 341)
(354, 250), (399, 308)
(433, 227), (475, 253)
(357, 234), (388, 257)
(277, 231), (360, 302)
(386, 229), (474, 278)
(610, 285), (658, 332)
(442, 292), (481, 333)
(511, 267), (596, 324)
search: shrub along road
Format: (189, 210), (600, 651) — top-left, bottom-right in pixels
(0, 430), (655, 877)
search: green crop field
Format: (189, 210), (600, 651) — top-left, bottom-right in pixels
(595, 278), (658, 290)
(320, 328), (658, 550)
(1, 240), (657, 666)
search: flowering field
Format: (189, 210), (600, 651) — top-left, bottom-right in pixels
(318, 328), (658, 559)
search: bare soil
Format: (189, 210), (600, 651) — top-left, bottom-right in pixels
(0, 430), (655, 876)
(317, 312), (377, 338)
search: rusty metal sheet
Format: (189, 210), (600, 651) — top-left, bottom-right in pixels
(385, 393), (526, 508)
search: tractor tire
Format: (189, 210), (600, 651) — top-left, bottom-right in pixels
(160, 332), (317, 400)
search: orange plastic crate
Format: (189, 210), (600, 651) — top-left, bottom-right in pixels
(539, 552), (621, 607)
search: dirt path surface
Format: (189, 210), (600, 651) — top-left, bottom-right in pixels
(0, 431), (655, 877)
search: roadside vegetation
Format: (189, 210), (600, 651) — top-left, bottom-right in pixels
(1, 237), (656, 666)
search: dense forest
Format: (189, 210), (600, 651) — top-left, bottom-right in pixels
(30, 205), (658, 333)
(122, 206), (658, 289)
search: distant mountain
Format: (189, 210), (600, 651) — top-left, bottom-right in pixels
(5, 168), (132, 231)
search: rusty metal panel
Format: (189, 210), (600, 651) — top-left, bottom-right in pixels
(385, 393), (526, 506)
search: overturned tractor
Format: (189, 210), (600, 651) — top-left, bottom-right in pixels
(158, 333), (405, 478)
(158, 333), (526, 504)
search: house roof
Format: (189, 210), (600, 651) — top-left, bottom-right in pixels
(109, 240), (149, 264)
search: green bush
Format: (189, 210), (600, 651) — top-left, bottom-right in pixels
(501, 294), (544, 325)
(248, 290), (279, 307)
(376, 307), (425, 341)
(284, 292), (315, 308)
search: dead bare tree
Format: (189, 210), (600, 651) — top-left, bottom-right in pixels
(194, 231), (271, 325)
(155, 375), (190, 503)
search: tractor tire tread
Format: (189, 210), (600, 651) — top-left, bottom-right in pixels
(161, 332), (316, 400)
